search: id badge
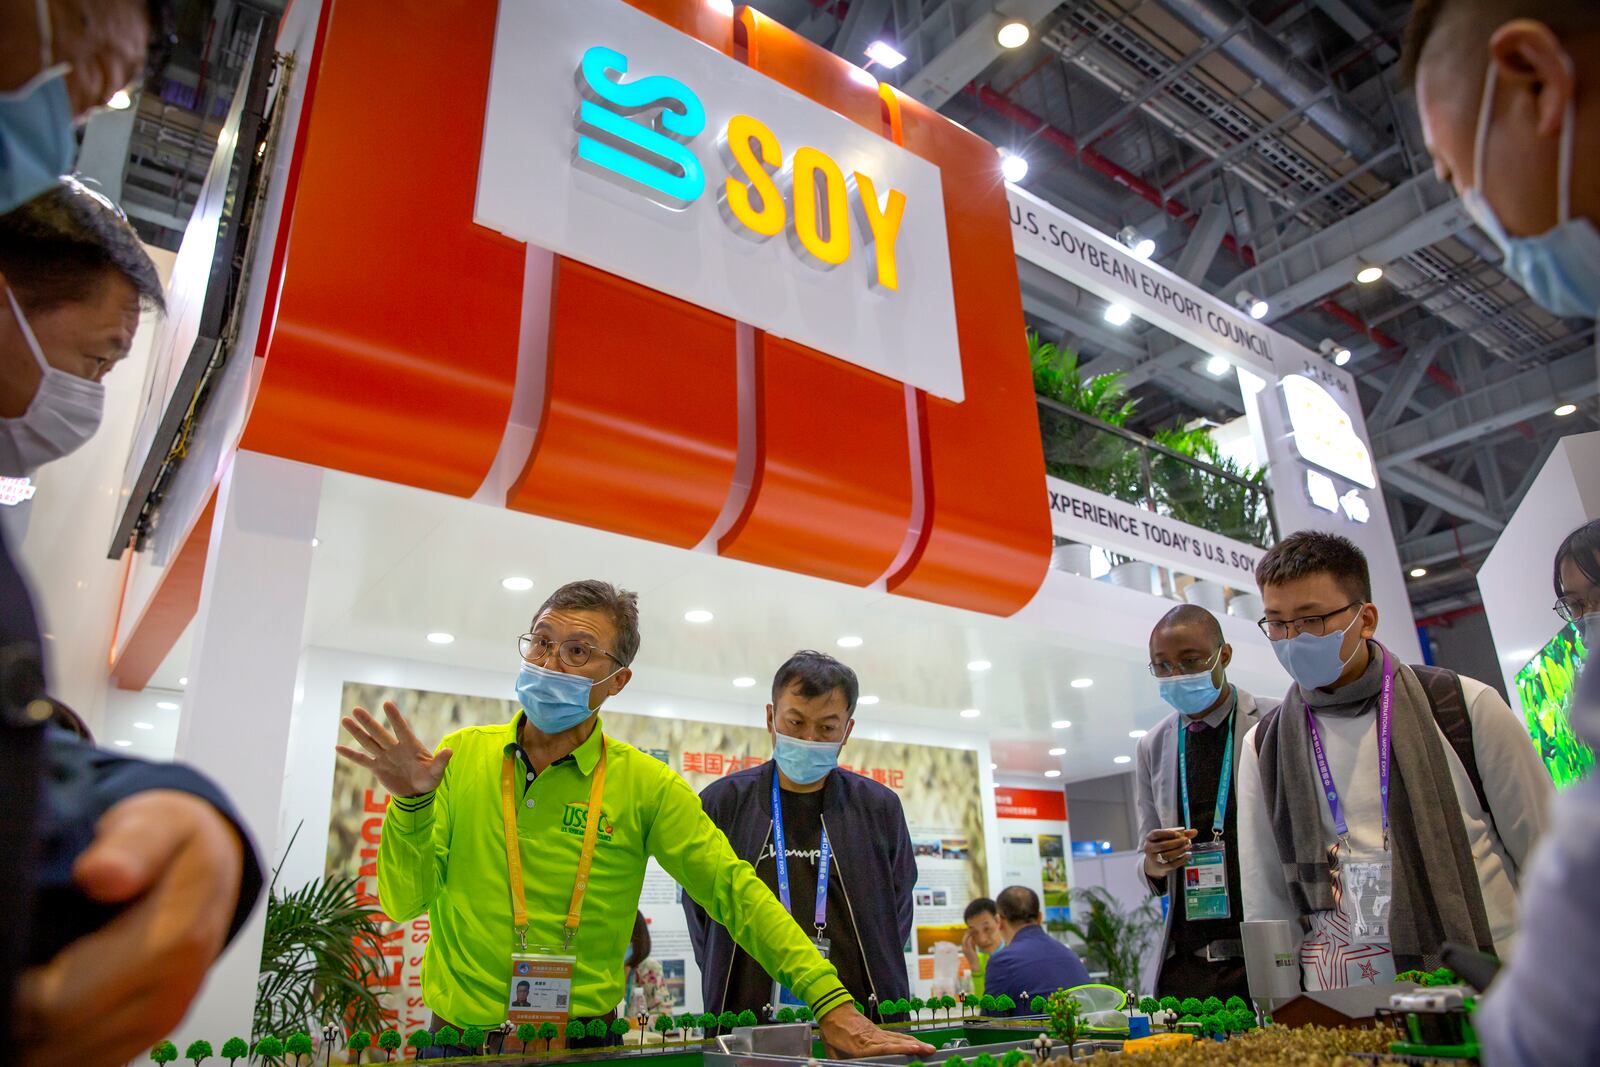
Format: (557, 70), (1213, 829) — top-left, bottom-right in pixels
(1342, 857), (1393, 945)
(508, 947), (576, 1044)
(1183, 842), (1231, 921)
(772, 937), (828, 1012)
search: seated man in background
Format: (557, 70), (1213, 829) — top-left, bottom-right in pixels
(961, 897), (1003, 998)
(981, 886), (1090, 1010)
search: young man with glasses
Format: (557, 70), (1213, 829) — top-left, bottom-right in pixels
(1134, 605), (1268, 1000)
(1237, 532), (1551, 990)
(337, 582), (931, 1060)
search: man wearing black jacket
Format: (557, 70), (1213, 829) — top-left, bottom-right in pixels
(686, 651), (914, 1022)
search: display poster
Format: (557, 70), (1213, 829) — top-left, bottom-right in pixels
(995, 787), (1074, 933)
(326, 683), (987, 1042)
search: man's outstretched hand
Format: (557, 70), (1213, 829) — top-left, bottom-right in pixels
(336, 700), (452, 798)
(818, 1005), (935, 1059)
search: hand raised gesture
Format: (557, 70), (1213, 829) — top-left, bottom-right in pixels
(336, 701), (453, 798)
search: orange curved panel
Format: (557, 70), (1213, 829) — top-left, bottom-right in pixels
(886, 93), (1053, 616)
(718, 333), (912, 585)
(507, 258), (738, 548)
(622, 0), (737, 54)
(240, 0), (522, 496)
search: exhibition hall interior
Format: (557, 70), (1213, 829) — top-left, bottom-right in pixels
(4, 0), (1598, 1065)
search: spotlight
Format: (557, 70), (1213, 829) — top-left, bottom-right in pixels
(1103, 303), (1132, 326)
(996, 21), (1030, 48)
(999, 149), (1029, 183)
(1356, 263), (1385, 284)
(1409, 567), (1428, 578)
(1319, 339), (1353, 367)
(1117, 226), (1155, 261)
(1235, 290), (1268, 320)
(1205, 354), (1231, 377)
(864, 41), (907, 69)
(1555, 403), (1578, 417)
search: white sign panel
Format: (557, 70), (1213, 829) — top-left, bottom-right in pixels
(1047, 476), (1262, 588)
(1280, 374), (1378, 488)
(477, 0), (964, 400)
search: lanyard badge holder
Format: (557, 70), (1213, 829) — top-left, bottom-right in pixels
(1179, 710), (1235, 922)
(770, 773), (829, 1011)
(1308, 650), (1396, 946)
(501, 740), (608, 1045)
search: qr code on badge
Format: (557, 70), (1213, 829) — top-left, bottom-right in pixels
(557, 994), (568, 1007)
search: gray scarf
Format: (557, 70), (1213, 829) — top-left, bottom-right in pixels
(1254, 643), (1494, 970)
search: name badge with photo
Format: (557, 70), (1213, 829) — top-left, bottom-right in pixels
(1184, 842), (1231, 921)
(508, 949), (576, 1042)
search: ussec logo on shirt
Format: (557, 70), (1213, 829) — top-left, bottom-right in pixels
(560, 802), (616, 843)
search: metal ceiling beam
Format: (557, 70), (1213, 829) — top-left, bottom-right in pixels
(1174, 202), (1230, 283)
(1074, 16), (1249, 149)
(1226, 175), (1468, 311)
(1375, 347), (1600, 465)
(1367, 337), (1448, 432)
(1383, 462), (1506, 531)
(1507, 436), (1561, 513)
(830, 0), (893, 61)
(899, 0), (1061, 108)
(1476, 444), (1508, 513)
(1399, 526), (1499, 570)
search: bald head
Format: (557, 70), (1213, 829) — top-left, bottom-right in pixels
(995, 886), (1041, 939)
(1153, 604), (1223, 647)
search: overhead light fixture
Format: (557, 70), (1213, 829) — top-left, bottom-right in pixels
(732, 676), (757, 688)
(178, 677), (188, 687)
(1356, 263), (1385, 284)
(1319, 338), (1352, 367)
(1113, 755), (1132, 765)
(996, 20), (1031, 48)
(107, 89), (132, 110)
(1555, 403), (1578, 417)
(837, 635), (864, 649)
(864, 40), (907, 69)
(113, 739), (132, 747)
(990, 761), (998, 770)
(960, 708), (982, 719)
(133, 721), (154, 730)
(683, 609), (715, 623)
(858, 695), (880, 705)
(156, 701), (179, 711)
(501, 576), (534, 592)
(1051, 719), (1073, 729)
(967, 659), (992, 672)
(999, 149), (1029, 183)
(1044, 769), (1061, 778)
(1205, 354), (1232, 377)
(1234, 290), (1269, 320)
(1048, 747), (1066, 756)
(1129, 729), (1148, 738)
(311, 537), (321, 548)
(1410, 567), (1428, 578)
(1070, 678), (1094, 689)
(1103, 303), (1132, 326)
(426, 632), (455, 645)
(1117, 226), (1155, 261)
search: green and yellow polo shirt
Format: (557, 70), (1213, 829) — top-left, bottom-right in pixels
(379, 715), (850, 1027)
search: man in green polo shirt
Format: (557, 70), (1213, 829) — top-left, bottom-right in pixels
(336, 579), (932, 1059)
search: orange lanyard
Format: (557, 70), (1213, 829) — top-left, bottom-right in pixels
(500, 736), (608, 951)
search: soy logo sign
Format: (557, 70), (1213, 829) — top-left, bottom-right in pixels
(560, 802), (616, 843)
(477, 0), (963, 400)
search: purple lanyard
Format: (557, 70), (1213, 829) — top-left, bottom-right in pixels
(1305, 646), (1394, 849)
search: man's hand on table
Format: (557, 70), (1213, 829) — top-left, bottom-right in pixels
(818, 1004), (935, 1059)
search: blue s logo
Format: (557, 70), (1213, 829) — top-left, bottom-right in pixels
(575, 46), (706, 207)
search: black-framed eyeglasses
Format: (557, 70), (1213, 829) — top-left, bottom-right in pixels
(1257, 601), (1362, 641)
(518, 633), (626, 670)
(1554, 595), (1596, 624)
(1147, 653), (1219, 678)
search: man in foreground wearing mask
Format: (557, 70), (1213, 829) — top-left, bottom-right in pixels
(1, 182), (263, 1067)
(686, 651), (915, 1026)
(341, 594), (930, 1060)
(1238, 532), (1551, 990)
(1134, 605), (1266, 1000)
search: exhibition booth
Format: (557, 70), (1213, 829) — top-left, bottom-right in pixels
(11, 0), (1427, 1054)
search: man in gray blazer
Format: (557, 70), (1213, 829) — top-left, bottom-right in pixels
(1134, 605), (1267, 1000)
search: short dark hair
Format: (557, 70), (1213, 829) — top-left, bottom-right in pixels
(771, 650), (859, 715)
(963, 897), (997, 923)
(1152, 604), (1224, 648)
(996, 886), (1041, 925)
(0, 179), (164, 315)
(1554, 520), (1600, 598)
(517, 980), (530, 991)
(533, 580), (640, 666)
(1255, 531), (1372, 603)
(1401, 0), (1600, 86)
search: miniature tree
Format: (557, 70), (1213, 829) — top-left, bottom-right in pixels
(1180, 997), (1204, 1018)
(515, 1024), (538, 1052)
(566, 1020), (587, 1044)
(946, 1056), (968, 1067)
(776, 1008), (795, 1024)
(973, 1056), (996, 1067)
(151, 1042), (178, 1065)
(538, 1021), (559, 1049)
(978, 994), (996, 1016)
(676, 1012), (697, 1035)
(405, 1030), (432, 1057)
(794, 1007), (813, 1023)
(1001, 1050), (1027, 1067)
(610, 1018), (631, 1040)
(461, 1026), (487, 1054)
(654, 1014), (675, 1042)
(696, 1012), (717, 1034)
(942, 995), (957, 1020)
(995, 994), (1016, 1014)
(347, 1031), (371, 1065)
(1045, 990), (1082, 1053)
(256, 1036), (285, 1064)
(1159, 996), (1180, 1014)
(909, 996), (925, 1020)
(1202, 996), (1223, 1016)
(1225, 996), (1249, 1014)
(285, 1032), (314, 1066)
(220, 1037), (249, 1066)
(376, 1030), (402, 1061)
(185, 1039), (213, 1065)
(1138, 997), (1160, 1017)
(1029, 995), (1047, 1016)
(584, 1018), (607, 1040)
(717, 1010), (739, 1032)
(737, 1010), (759, 1028)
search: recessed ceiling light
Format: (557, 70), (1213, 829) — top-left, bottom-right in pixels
(133, 721), (154, 730)
(864, 40), (907, 68)
(156, 701), (179, 711)
(967, 659), (992, 672)
(426, 632), (455, 645)
(960, 708), (982, 719)
(501, 576), (534, 592)
(999, 150), (1029, 183)
(311, 537), (320, 548)
(996, 20), (1030, 48)
(732, 677), (757, 688)
(1048, 747), (1065, 756)
(1070, 678), (1093, 689)
(683, 609), (715, 624)
(178, 677), (188, 687)
(1409, 567), (1428, 578)
(1129, 729), (1148, 738)
(113, 739), (132, 747)
(990, 762), (998, 771)
(1113, 755), (1132, 765)
(1356, 264), (1385, 284)
(1205, 355), (1232, 377)
(1044, 769), (1061, 778)
(837, 635), (863, 648)
(1103, 302), (1132, 326)
(858, 695), (880, 705)
(1555, 403), (1578, 417)
(1052, 719), (1072, 729)
(1333, 347), (1352, 367)
(107, 89), (132, 110)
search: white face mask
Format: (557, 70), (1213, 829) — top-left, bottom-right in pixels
(0, 287), (105, 476)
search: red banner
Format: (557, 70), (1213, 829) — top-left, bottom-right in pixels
(994, 787), (1067, 821)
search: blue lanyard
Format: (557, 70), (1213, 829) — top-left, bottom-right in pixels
(1177, 707), (1235, 839)
(771, 771), (830, 934)
(1306, 646), (1395, 848)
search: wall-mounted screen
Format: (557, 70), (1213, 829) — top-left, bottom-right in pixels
(1514, 623), (1595, 788)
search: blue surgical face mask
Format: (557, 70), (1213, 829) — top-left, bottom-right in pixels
(516, 661), (621, 735)
(1576, 612), (1600, 650)
(1156, 650), (1224, 716)
(771, 730), (842, 786)
(0, 0), (77, 215)
(1462, 59), (1600, 321)
(1270, 607), (1365, 691)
